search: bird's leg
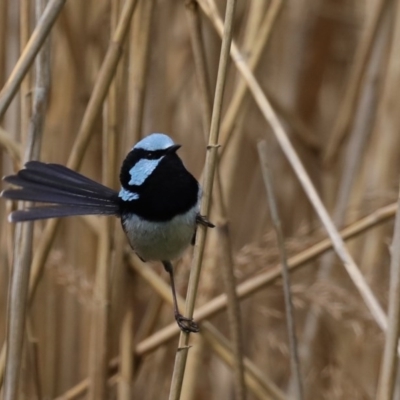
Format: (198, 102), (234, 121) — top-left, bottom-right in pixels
(162, 260), (199, 333)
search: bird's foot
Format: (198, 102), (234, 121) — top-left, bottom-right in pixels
(196, 214), (215, 228)
(175, 313), (199, 333)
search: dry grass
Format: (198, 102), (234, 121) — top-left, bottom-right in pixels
(1, 0), (400, 399)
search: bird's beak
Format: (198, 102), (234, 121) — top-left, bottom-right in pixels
(167, 144), (181, 153)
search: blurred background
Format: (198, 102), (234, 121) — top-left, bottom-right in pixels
(0, 0), (399, 399)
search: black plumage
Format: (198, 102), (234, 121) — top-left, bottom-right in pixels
(119, 153), (199, 221)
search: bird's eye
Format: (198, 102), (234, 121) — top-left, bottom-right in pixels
(146, 151), (158, 159)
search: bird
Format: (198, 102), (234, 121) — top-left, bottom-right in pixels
(1, 133), (214, 333)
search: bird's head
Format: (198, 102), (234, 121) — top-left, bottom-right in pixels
(119, 133), (181, 201)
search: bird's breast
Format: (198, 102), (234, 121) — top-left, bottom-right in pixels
(121, 204), (198, 261)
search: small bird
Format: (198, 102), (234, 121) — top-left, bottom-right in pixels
(1, 133), (213, 333)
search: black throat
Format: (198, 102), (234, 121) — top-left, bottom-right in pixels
(119, 152), (199, 222)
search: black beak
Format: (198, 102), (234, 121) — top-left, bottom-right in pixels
(167, 144), (181, 153)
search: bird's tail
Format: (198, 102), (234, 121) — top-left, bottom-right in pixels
(1, 161), (120, 222)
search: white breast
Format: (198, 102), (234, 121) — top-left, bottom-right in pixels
(122, 204), (198, 261)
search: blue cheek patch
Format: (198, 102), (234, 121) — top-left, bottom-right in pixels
(128, 157), (164, 186)
(119, 188), (139, 201)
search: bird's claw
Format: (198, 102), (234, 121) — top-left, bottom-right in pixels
(175, 313), (199, 333)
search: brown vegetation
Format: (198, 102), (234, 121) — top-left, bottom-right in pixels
(0, 0), (400, 399)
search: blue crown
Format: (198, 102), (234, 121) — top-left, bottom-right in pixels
(133, 133), (174, 151)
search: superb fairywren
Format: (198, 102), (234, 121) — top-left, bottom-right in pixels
(1, 133), (213, 333)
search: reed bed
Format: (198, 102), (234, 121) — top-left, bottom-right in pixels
(0, 0), (400, 399)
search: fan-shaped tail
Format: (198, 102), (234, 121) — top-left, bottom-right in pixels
(1, 161), (120, 222)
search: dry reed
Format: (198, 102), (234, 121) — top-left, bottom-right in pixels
(258, 140), (303, 399)
(1, 1), (400, 399)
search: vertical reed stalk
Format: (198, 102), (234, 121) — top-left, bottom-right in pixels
(359, 0), (400, 280)
(324, 0), (393, 164)
(0, 0), (7, 87)
(87, 0), (122, 393)
(258, 140), (303, 400)
(118, 309), (134, 400)
(0, 0), (66, 118)
(376, 177), (400, 399)
(184, 2), (245, 398)
(184, 0), (212, 138)
(168, 2), (237, 398)
(214, 171), (246, 400)
(19, 0), (31, 139)
(127, 0), (155, 142)
(88, 225), (112, 400)
(219, 0), (283, 153)
(4, 0), (50, 397)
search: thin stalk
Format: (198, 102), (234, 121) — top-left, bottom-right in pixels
(257, 141), (303, 400)
(359, 0), (400, 280)
(113, 233), (135, 400)
(4, 223), (34, 400)
(57, 8), (81, 77)
(42, 264), (56, 398)
(219, 0), (284, 155)
(184, 2), (245, 398)
(106, 2), (137, 400)
(168, 0), (237, 398)
(88, 225), (112, 400)
(182, 5), (215, 400)
(214, 170), (246, 400)
(87, 0), (121, 396)
(180, 335), (204, 400)
(54, 380), (91, 400)
(26, 320), (42, 400)
(118, 309), (134, 400)
(109, 6), (137, 393)
(116, 1), (155, 395)
(0, 0), (66, 119)
(19, 0), (31, 140)
(324, 0), (393, 164)
(376, 178), (400, 399)
(0, 0), (7, 88)
(3, 0), (50, 397)
(198, 0), (388, 332)
(127, 0), (155, 142)
(184, 0), (212, 138)
(88, 63), (114, 400)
